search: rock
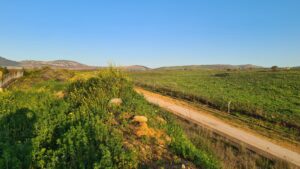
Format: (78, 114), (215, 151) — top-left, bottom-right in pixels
(55, 91), (65, 98)
(109, 98), (122, 106)
(132, 115), (148, 123)
(132, 115), (154, 137)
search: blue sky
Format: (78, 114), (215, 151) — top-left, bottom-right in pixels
(0, 0), (299, 67)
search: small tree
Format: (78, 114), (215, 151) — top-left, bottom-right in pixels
(3, 67), (9, 75)
(271, 66), (278, 71)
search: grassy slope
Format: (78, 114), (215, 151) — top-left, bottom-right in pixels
(0, 68), (219, 169)
(130, 69), (300, 142)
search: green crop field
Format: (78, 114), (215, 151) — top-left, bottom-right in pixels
(130, 69), (300, 143)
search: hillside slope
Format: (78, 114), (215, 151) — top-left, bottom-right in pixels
(0, 56), (20, 66)
(20, 60), (95, 69)
(0, 68), (220, 169)
(119, 65), (150, 71)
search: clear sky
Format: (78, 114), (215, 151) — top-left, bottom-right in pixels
(0, 0), (299, 67)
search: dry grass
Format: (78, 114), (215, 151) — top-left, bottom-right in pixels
(174, 116), (295, 169)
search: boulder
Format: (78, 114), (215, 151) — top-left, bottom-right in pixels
(132, 115), (148, 123)
(109, 98), (123, 106)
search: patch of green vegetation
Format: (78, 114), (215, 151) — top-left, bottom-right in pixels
(0, 68), (220, 168)
(167, 123), (218, 169)
(0, 67), (8, 76)
(8, 67), (74, 91)
(130, 69), (300, 142)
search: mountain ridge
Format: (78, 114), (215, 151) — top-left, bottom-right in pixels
(1, 56), (298, 70)
(156, 64), (264, 70)
(20, 60), (93, 70)
(0, 56), (151, 71)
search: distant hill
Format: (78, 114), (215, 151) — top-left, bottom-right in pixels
(0, 56), (150, 71)
(0, 56), (98, 70)
(118, 65), (150, 71)
(156, 64), (263, 70)
(20, 60), (96, 70)
(1, 56), (268, 71)
(292, 66), (300, 70)
(0, 56), (20, 67)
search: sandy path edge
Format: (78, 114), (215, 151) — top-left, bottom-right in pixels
(135, 88), (300, 168)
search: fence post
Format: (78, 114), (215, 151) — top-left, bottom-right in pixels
(228, 101), (231, 114)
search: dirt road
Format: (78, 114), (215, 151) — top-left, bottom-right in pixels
(135, 88), (300, 168)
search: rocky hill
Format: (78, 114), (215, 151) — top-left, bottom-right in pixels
(0, 56), (151, 71)
(20, 60), (95, 70)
